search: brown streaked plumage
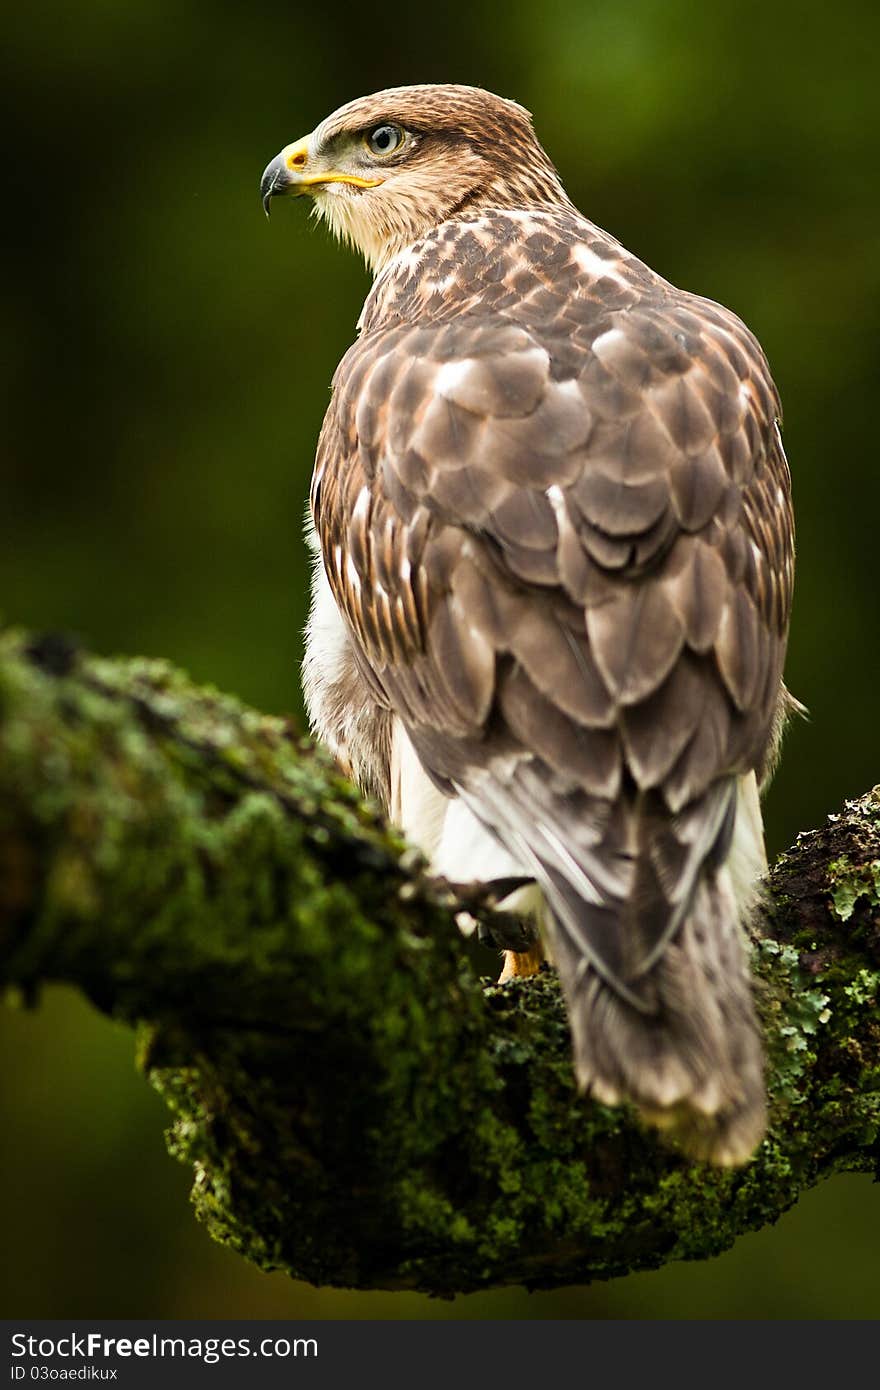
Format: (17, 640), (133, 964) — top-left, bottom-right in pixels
(263, 84), (798, 1164)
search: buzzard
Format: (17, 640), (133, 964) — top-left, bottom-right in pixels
(261, 85), (797, 1164)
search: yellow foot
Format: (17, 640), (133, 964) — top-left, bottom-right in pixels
(498, 943), (545, 983)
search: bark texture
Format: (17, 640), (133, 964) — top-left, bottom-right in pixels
(1, 627), (878, 1293)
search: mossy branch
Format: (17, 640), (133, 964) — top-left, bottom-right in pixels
(1, 628), (879, 1293)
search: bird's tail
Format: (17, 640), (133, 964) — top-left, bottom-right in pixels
(549, 868), (766, 1165)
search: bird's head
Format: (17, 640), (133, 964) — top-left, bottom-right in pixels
(260, 84), (569, 273)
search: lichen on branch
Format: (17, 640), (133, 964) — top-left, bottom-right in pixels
(1, 627), (878, 1293)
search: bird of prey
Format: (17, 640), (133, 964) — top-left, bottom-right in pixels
(261, 84), (797, 1164)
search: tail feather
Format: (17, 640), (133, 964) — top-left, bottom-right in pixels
(550, 869), (766, 1165)
(431, 756), (769, 1165)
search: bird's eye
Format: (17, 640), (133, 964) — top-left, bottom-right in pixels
(365, 124), (405, 157)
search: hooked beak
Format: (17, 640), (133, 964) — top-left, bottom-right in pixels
(260, 152), (294, 216)
(260, 136), (384, 216)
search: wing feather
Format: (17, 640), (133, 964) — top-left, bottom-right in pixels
(312, 215), (794, 1008)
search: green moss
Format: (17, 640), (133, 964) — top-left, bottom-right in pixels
(753, 937), (832, 1113)
(828, 855), (880, 921)
(844, 968), (880, 1007)
(3, 627), (880, 1293)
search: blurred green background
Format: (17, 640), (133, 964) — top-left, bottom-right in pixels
(2, 0), (879, 1319)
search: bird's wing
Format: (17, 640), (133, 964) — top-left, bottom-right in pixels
(312, 290), (794, 1009)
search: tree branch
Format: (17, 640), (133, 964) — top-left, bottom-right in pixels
(1, 627), (878, 1292)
